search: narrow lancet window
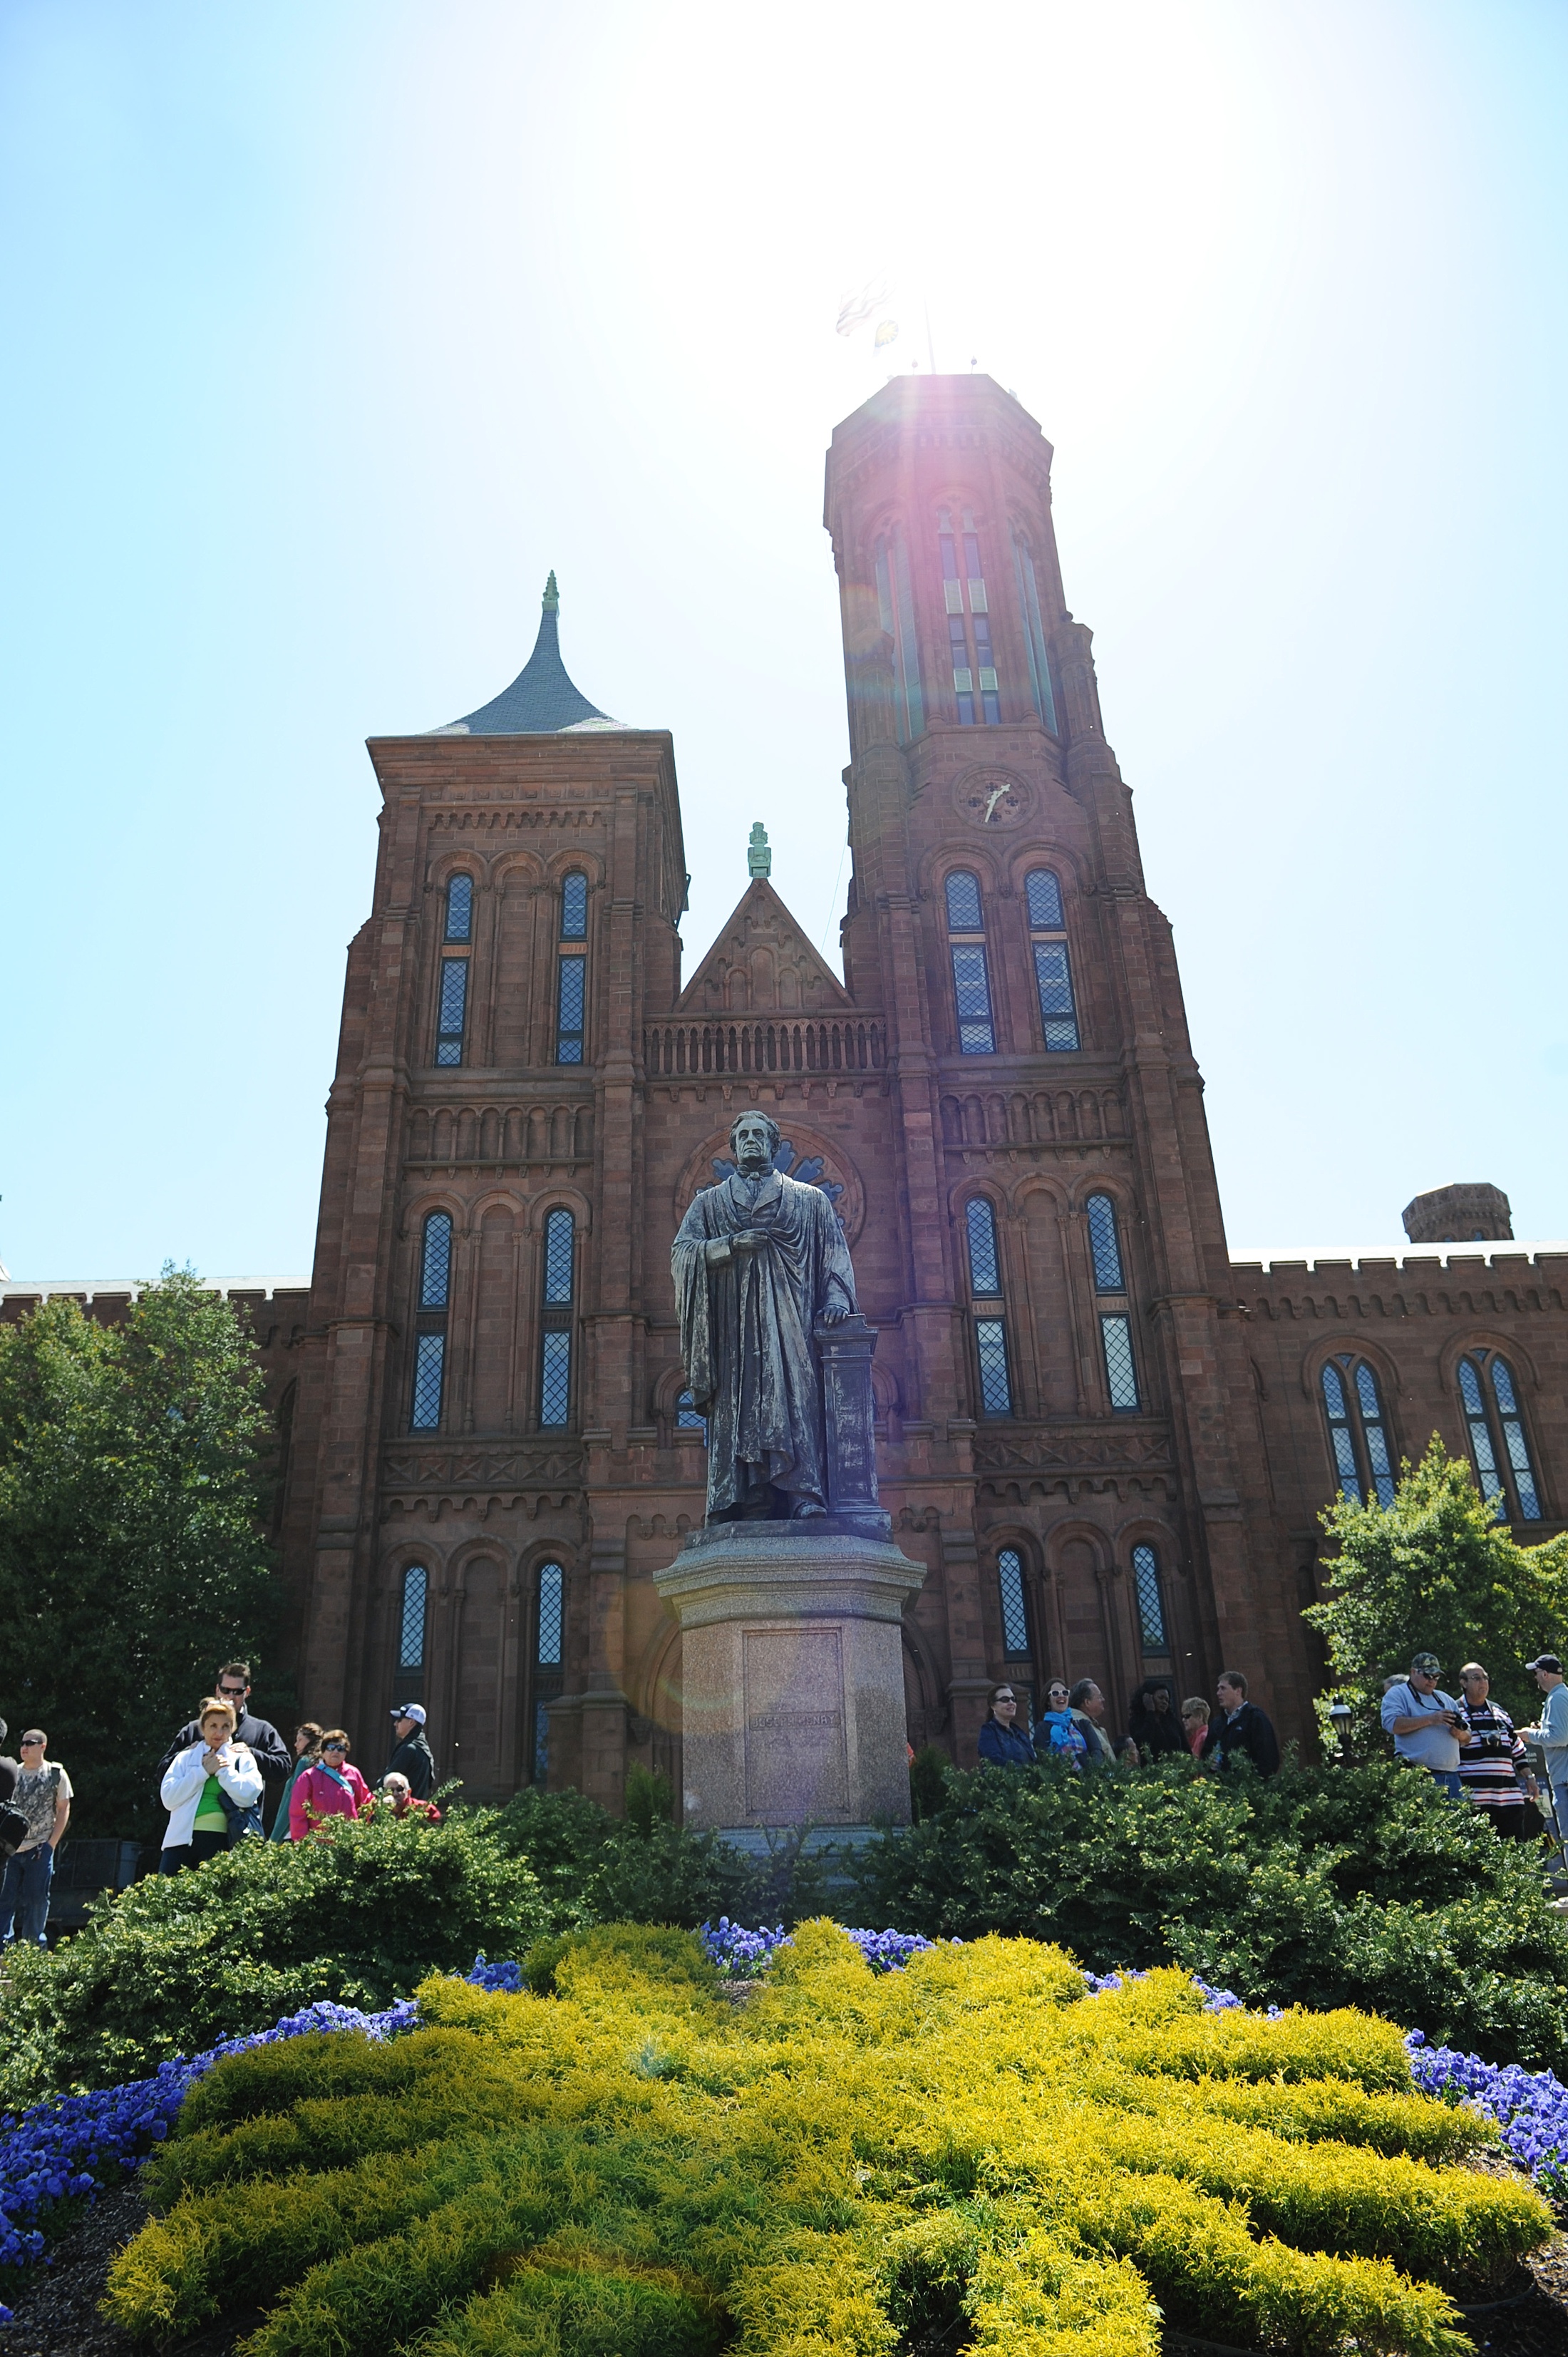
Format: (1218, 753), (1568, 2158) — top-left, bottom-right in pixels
(1085, 1195), (1125, 1293)
(444, 875), (473, 940)
(874, 529), (924, 741)
(1320, 1355), (1395, 1507)
(1011, 531), (1059, 734)
(1025, 868), (1079, 1051)
(966, 1198), (1003, 1296)
(394, 1565), (428, 1703)
(1131, 1545), (1167, 1652)
(997, 1549), (1031, 1659)
(411, 1213), (452, 1431)
(1100, 1315), (1139, 1412)
(435, 956), (468, 1066)
(945, 871), (994, 1054)
(532, 1561), (565, 1783)
(1459, 1351), (1542, 1521)
(540, 1209), (575, 1427)
(561, 872), (588, 940)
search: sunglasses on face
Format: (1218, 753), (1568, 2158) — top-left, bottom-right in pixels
(19, 1739), (43, 1749)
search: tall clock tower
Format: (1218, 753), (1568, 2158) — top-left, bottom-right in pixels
(823, 374), (1304, 1738)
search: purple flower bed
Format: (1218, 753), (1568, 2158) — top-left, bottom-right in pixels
(2, 1933), (1565, 2328)
(1407, 2032), (1568, 2194)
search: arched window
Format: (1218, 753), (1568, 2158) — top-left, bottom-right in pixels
(444, 875), (473, 941)
(540, 1211), (575, 1427)
(938, 509), (999, 725)
(1319, 1355), (1396, 1507)
(996, 1547), (1031, 1660)
(1085, 1194), (1125, 1292)
(411, 1213), (452, 1429)
(393, 1564), (428, 1704)
(873, 527), (924, 743)
(676, 1389), (707, 1437)
(1131, 1544), (1168, 1653)
(961, 1196), (1012, 1415)
(435, 952), (468, 1066)
(965, 1197), (1003, 1296)
(1458, 1351), (1542, 1521)
(556, 880), (587, 1064)
(1026, 868), (1079, 1052)
(532, 1561), (566, 1783)
(1011, 529), (1059, 734)
(945, 871), (995, 1055)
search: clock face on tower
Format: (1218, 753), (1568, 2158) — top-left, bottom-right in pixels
(954, 768), (1031, 828)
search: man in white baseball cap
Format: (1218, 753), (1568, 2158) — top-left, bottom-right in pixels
(384, 1703), (435, 1798)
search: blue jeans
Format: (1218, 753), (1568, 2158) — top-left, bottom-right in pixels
(1429, 1770), (1465, 1800)
(0, 1847), (54, 1945)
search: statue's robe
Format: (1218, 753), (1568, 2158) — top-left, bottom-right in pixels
(672, 1170), (857, 1517)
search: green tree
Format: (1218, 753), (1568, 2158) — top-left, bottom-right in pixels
(1304, 1435), (1568, 1736)
(0, 1268), (279, 1839)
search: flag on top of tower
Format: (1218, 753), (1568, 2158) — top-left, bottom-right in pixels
(431, 572), (631, 736)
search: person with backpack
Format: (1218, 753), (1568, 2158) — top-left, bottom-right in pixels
(288, 1730), (371, 1837)
(158, 1699), (264, 1874)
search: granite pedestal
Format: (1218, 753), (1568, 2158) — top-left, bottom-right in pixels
(654, 1521), (927, 1829)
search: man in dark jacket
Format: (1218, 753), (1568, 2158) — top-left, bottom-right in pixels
(1202, 1672), (1280, 1775)
(155, 1663), (291, 1823)
(384, 1705), (436, 1798)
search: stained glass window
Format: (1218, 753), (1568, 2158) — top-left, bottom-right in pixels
(1085, 1195), (1124, 1292)
(543, 1208), (574, 1305)
(411, 1332), (445, 1429)
(1026, 869), (1065, 930)
(966, 1198), (1003, 1296)
(556, 955), (585, 1064)
(398, 1565), (427, 1670)
(976, 1317), (1013, 1415)
(420, 1213), (452, 1308)
(540, 1330), (571, 1427)
(1132, 1544), (1167, 1651)
(561, 872), (588, 940)
(436, 957), (468, 1066)
(998, 1548), (1030, 1658)
(1101, 1315), (1138, 1412)
(951, 946), (995, 1054)
(444, 875), (473, 941)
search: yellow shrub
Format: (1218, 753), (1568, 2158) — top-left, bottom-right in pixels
(104, 1930), (1546, 2357)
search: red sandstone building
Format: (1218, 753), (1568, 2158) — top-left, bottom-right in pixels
(8, 377), (1564, 1802)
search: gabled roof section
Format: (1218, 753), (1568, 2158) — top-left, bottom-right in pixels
(432, 572), (629, 736)
(678, 877), (854, 1015)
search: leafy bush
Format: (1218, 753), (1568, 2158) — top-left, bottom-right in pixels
(849, 1753), (1568, 2068)
(0, 1812), (553, 2110)
(105, 1925), (1549, 2356)
(492, 1785), (819, 1928)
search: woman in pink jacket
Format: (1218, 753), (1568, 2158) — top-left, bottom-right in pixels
(288, 1730), (371, 1838)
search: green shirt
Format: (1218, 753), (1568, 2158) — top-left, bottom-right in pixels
(192, 1772), (229, 1833)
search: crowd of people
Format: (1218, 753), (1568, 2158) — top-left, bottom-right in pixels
(1379, 1648), (1568, 1842)
(0, 1664), (444, 1948)
(150, 1664), (440, 1874)
(978, 1670), (1281, 1778)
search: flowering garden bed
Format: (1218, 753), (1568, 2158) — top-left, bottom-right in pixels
(1, 1923), (1565, 2351)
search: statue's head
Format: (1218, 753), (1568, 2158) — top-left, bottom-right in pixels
(729, 1109), (780, 1174)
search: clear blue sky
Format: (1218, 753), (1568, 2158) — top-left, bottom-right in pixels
(2, 0), (1564, 1278)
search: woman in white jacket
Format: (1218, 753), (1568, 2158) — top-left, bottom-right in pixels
(159, 1697), (264, 1874)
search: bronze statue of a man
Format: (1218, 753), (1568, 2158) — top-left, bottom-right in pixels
(672, 1109), (857, 1522)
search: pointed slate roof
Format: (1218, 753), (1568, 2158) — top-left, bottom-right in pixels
(433, 573), (628, 735)
(678, 875), (853, 1015)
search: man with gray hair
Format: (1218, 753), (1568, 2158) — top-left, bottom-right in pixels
(672, 1106), (857, 1522)
(1380, 1652), (1465, 1797)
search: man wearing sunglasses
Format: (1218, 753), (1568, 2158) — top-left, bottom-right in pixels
(154, 1663), (291, 1829)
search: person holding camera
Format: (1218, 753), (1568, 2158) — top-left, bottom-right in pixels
(1455, 1663), (1537, 1838)
(1380, 1652), (1465, 1797)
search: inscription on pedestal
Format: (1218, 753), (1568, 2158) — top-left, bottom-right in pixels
(743, 1626), (850, 1819)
